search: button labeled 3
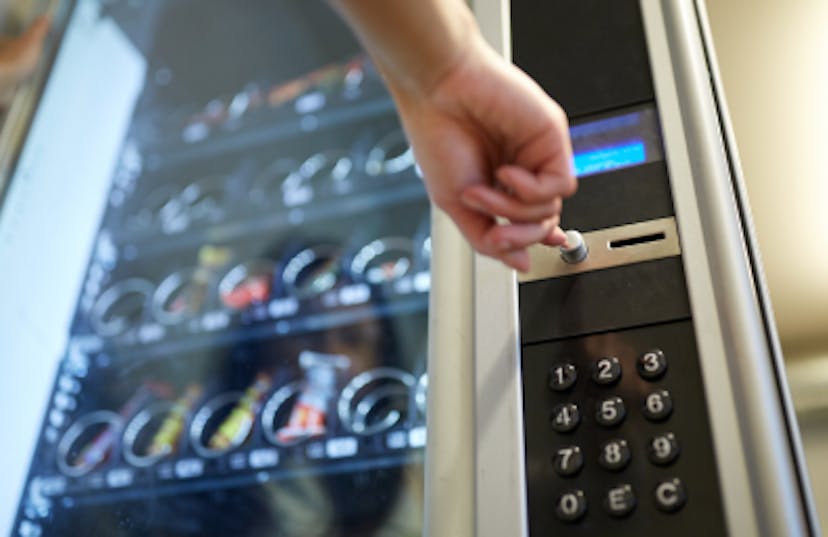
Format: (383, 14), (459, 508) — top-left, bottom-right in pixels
(638, 349), (667, 380)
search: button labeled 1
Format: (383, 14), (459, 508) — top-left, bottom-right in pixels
(548, 363), (577, 391)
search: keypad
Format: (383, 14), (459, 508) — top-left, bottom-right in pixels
(521, 323), (726, 533)
(544, 352), (686, 525)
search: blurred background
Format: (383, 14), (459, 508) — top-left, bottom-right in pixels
(0, 0), (826, 532)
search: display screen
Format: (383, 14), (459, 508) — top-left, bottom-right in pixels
(570, 105), (663, 177)
(4, 1), (427, 536)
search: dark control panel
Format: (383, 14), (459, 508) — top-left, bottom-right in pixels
(513, 0), (729, 535)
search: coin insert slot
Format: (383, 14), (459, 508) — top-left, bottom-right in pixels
(609, 232), (666, 250)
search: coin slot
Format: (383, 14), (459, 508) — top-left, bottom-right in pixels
(609, 232), (666, 250)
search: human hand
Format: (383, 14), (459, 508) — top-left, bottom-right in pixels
(0, 15), (50, 99)
(385, 31), (576, 272)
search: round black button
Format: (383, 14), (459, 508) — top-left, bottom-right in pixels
(595, 396), (626, 427)
(604, 484), (636, 517)
(599, 439), (631, 471)
(638, 349), (668, 380)
(654, 478), (687, 512)
(551, 403), (581, 433)
(548, 363), (577, 392)
(553, 446), (584, 477)
(649, 433), (680, 466)
(556, 490), (587, 522)
(593, 356), (622, 385)
(643, 389), (673, 421)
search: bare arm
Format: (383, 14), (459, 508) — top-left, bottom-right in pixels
(330, 0), (576, 271)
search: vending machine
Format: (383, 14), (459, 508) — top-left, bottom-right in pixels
(0, 0), (821, 537)
(3, 1), (429, 536)
(423, 0), (821, 536)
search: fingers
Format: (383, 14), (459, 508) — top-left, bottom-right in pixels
(446, 203), (562, 272)
(496, 165), (576, 203)
(461, 184), (561, 223)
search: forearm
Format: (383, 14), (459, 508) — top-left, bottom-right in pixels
(329, 0), (479, 95)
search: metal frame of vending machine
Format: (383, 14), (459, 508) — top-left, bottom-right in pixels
(425, 0), (821, 536)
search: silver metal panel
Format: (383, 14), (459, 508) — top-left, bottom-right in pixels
(693, 0), (822, 531)
(425, 209), (475, 537)
(470, 1), (528, 536)
(642, 0), (816, 534)
(518, 217), (681, 282)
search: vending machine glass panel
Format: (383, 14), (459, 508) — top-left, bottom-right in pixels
(1, 1), (429, 536)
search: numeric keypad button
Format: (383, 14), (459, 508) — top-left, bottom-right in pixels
(593, 356), (622, 385)
(556, 490), (587, 522)
(643, 389), (673, 421)
(598, 439), (631, 471)
(649, 433), (680, 466)
(553, 446), (584, 477)
(548, 363), (577, 392)
(604, 484), (636, 517)
(654, 478), (687, 512)
(551, 403), (581, 433)
(638, 349), (668, 380)
(595, 396), (626, 427)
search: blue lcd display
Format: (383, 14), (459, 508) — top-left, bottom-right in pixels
(573, 140), (647, 177)
(567, 105), (662, 178)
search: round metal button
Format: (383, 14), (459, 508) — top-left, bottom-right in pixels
(654, 478), (687, 512)
(556, 490), (587, 522)
(649, 433), (680, 466)
(595, 396), (626, 427)
(643, 389), (673, 421)
(548, 363), (577, 392)
(593, 356), (622, 385)
(550, 403), (581, 433)
(599, 439), (631, 471)
(553, 446), (584, 477)
(638, 349), (668, 380)
(604, 484), (636, 517)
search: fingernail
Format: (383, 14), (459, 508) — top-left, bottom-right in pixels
(461, 192), (485, 212)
